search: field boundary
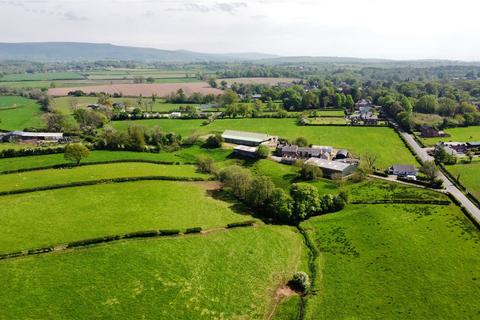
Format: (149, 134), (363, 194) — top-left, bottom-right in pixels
(0, 221), (257, 260)
(350, 200), (450, 205)
(0, 175), (212, 196)
(0, 159), (196, 175)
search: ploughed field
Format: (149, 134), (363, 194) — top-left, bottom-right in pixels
(112, 118), (417, 168)
(48, 82), (223, 97)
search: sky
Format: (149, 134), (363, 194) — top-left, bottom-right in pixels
(0, 0), (479, 60)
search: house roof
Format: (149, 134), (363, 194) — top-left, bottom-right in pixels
(305, 158), (356, 172)
(336, 149), (349, 156)
(234, 145), (257, 153)
(11, 131), (63, 138)
(391, 164), (416, 172)
(222, 130), (271, 143)
(281, 145), (298, 153)
(467, 142), (480, 147)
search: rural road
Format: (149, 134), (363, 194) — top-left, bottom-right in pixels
(391, 121), (480, 224)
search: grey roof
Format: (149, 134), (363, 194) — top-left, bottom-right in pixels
(305, 158), (356, 172)
(391, 164), (416, 172)
(222, 130), (271, 143)
(336, 149), (349, 156)
(281, 145), (299, 153)
(11, 131), (63, 138)
(234, 145), (257, 153)
(467, 142), (480, 147)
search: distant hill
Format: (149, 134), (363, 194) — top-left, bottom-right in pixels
(0, 42), (279, 62)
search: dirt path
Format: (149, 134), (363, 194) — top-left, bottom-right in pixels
(266, 285), (298, 320)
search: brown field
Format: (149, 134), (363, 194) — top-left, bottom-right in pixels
(218, 77), (300, 85)
(48, 82), (223, 97)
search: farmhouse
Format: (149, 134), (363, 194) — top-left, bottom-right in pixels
(420, 126), (449, 138)
(388, 164), (417, 176)
(222, 130), (277, 146)
(305, 158), (357, 178)
(233, 145), (258, 158)
(276, 144), (334, 159)
(7, 131), (64, 142)
(355, 99), (372, 110)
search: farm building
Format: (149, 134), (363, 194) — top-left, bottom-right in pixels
(305, 158), (357, 178)
(7, 131), (64, 142)
(233, 145), (258, 158)
(388, 164), (417, 176)
(276, 144), (333, 159)
(222, 130), (277, 146)
(335, 149), (349, 160)
(420, 126), (449, 138)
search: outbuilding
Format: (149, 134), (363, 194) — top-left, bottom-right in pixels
(233, 145), (258, 158)
(8, 131), (64, 142)
(388, 164), (417, 176)
(222, 130), (276, 146)
(305, 158), (357, 178)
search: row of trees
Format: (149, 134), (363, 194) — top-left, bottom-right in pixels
(218, 165), (346, 224)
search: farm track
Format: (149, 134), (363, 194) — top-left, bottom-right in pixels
(0, 223), (258, 261)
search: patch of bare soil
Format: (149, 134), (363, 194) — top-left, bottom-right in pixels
(266, 285), (299, 320)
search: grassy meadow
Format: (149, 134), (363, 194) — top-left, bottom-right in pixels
(447, 162), (480, 199)
(301, 204), (480, 319)
(112, 118), (417, 168)
(0, 162), (207, 193)
(420, 126), (480, 146)
(0, 226), (305, 319)
(0, 72), (84, 82)
(0, 96), (44, 130)
(0, 180), (253, 253)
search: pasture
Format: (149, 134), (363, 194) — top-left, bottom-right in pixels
(420, 126), (480, 146)
(0, 96), (43, 130)
(112, 118), (417, 168)
(0, 226), (305, 319)
(447, 162), (480, 199)
(0, 180), (253, 253)
(0, 72), (84, 82)
(0, 162), (207, 193)
(301, 204), (480, 319)
(218, 77), (299, 85)
(0, 146), (231, 172)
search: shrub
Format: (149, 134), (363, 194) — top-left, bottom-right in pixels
(294, 136), (309, 147)
(227, 220), (256, 228)
(256, 145), (270, 158)
(123, 230), (159, 239)
(204, 133), (223, 148)
(158, 229), (180, 236)
(289, 271), (311, 293)
(185, 227), (202, 234)
(196, 155), (216, 174)
(300, 163), (323, 180)
(64, 143), (90, 165)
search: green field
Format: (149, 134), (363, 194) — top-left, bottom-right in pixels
(301, 204), (480, 319)
(0, 226), (305, 319)
(447, 162), (480, 199)
(0, 162), (207, 193)
(112, 118), (417, 168)
(0, 96), (44, 130)
(0, 72), (84, 82)
(421, 126), (480, 146)
(0, 180), (254, 253)
(309, 117), (346, 124)
(0, 145), (231, 172)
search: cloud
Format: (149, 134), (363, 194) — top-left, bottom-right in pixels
(185, 3), (211, 13)
(215, 2), (247, 13)
(168, 1), (247, 14)
(64, 10), (87, 21)
(143, 10), (155, 18)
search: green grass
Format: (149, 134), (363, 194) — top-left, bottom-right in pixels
(0, 145), (231, 172)
(273, 296), (301, 320)
(420, 126), (480, 146)
(0, 72), (84, 82)
(0, 162), (206, 193)
(313, 110), (345, 117)
(309, 117), (346, 124)
(0, 226), (304, 319)
(112, 118), (417, 168)
(301, 204), (480, 319)
(0, 180), (251, 253)
(0, 96), (44, 130)
(447, 162), (480, 199)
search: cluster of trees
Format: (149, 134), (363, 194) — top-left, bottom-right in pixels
(165, 89), (218, 104)
(98, 125), (183, 151)
(218, 165), (346, 224)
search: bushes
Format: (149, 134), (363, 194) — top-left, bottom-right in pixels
(288, 271), (311, 293)
(196, 155), (216, 174)
(203, 133), (223, 148)
(0, 146), (65, 159)
(185, 227), (202, 234)
(227, 220), (256, 228)
(299, 162), (323, 180)
(256, 145), (270, 158)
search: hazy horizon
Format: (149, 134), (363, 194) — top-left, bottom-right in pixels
(1, 0), (479, 61)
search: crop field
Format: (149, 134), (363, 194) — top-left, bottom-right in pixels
(420, 126), (480, 146)
(0, 162), (206, 193)
(48, 82), (223, 97)
(447, 162), (480, 199)
(112, 118), (417, 168)
(0, 180), (255, 252)
(0, 96), (43, 130)
(301, 204), (480, 319)
(0, 226), (305, 319)
(0, 145), (231, 172)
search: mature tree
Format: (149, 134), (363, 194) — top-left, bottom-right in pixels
(220, 165), (253, 200)
(220, 89), (239, 107)
(414, 95), (438, 114)
(69, 97), (79, 112)
(290, 271), (311, 293)
(208, 77), (217, 88)
(256, 145), (270, 158)
(97, 93), (112, 106)
(127, 124), (146, 151)
(300, 163), (323, 180)
(290, 183), (320, 220)
(303, 91), (319, 108)
(294, 136), (309, 147)
(44, 112), (75, 132)
(73, 109), (108, 133)
(268, 188), (294, 222)
(204, 133), (223, 148)
(100, 126), (128, 149)
(434, 147), (456, 165)
(64, 143), (90, 165)
(438, 97), (457, 117)
(420, 160), (438, 183)
(362, 152), (377, 172)
(247, 175), (275, 208)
